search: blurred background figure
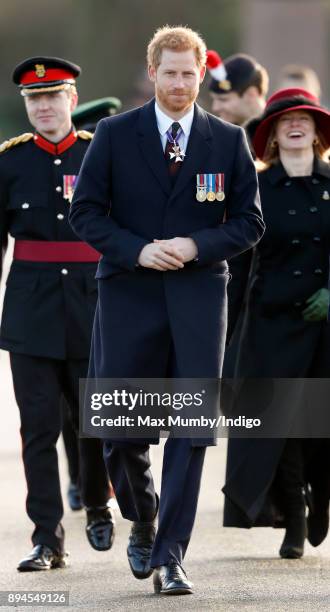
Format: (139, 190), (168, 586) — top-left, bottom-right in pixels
(72, 96), (122, 130)
(61, 95), (121, 512)
(206, 50), (269, 127)
(277, 64), (321, 100)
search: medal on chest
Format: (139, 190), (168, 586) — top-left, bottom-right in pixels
(63, 175), (78, 203)
(166, 126), (185, 162)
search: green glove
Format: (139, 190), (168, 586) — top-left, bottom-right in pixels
(302, 288), (330, 322)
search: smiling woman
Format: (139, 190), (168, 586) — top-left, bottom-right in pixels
(224, 88), (330, 560)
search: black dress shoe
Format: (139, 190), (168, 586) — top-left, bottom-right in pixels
(67, 482), (83, 511)
(86, 506), (116, 551)
(153, 561), (193, 595)
(307, 503), (329, 547)
(127, 520), (156, 579)
(17, 545), (68, 572)
(279, 514), (307, 559)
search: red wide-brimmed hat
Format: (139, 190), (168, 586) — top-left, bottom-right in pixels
(246, 88), (330, 159)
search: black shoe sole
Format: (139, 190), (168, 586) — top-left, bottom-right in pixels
(86, 524), (115, 551)
(128, 560), (154, 580)
(17, 558), (68, 572)
(154, 585), (193, 595)
(279, 548), (303, 559)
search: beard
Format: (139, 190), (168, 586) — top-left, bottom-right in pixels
(156, 84), (196, 114)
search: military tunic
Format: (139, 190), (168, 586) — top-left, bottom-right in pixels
(0, 131), (98, 359)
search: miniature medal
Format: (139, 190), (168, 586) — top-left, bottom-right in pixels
(63, 175), (78, 202)
(322, 190), (330, 200)
(196, 174), (207, 202)
(215, 173), (225, 201)
(206, 191), (216, 201)
(206, 173), (216, 201)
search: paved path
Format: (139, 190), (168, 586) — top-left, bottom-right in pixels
(0, 246), (330, 611)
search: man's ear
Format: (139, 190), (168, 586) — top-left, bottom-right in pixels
(148, 64), (156, 83)
(243, 85), (259, 100)
(70, 91), (78, 112)
(199, 65), (206, 83)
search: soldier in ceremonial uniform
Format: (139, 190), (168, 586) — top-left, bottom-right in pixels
(206, 50), (269, 128)
(0, 57), (114, 571)
(70, 26), (264, 595)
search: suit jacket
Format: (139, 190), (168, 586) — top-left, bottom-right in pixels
(69, 99), (264, 445)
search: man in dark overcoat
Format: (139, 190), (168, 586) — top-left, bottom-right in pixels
(69, 26), (264, 595)
(0, 57), (114, 571)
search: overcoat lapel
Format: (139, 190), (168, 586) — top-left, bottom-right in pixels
(137, 99), (213, 200)
(170, 103), (213, 201)
(137, 99), (171, 196)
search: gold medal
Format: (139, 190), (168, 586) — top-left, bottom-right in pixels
(206, 191), (216, 202)
(216, 191), (225, 201)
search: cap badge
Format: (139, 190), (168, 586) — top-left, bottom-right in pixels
(35, 64), (46, 78)
(218, 79), (232, 91)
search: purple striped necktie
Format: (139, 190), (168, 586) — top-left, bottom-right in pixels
(165, 122), (184, 183)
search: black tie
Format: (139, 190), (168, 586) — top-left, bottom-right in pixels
(165, 122), (183, 184)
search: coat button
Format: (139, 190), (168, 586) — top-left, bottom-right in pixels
(293, 270), (302, 277)
(56, 186), (62, 192)
(61, 268), (68, 275)
(285, 181), (292, 187)
(314, 268), (323, 275)
(54, 158), (62, 165)
(57, 213), (64, 220)
(313, 236), (321, 243)
(288, 209), (296, 215)
(309, 206), (318, 213)
(291, 238), (300, 245)
(312, 178), (319, 184)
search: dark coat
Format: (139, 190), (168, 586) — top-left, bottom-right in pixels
(69, 99), (264, 446)
(0, 133), (97, 359)
(223, 158), (330, 526)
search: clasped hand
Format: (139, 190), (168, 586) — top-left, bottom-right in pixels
(138, 237), (198, 271)
(302, 288), (330, 322)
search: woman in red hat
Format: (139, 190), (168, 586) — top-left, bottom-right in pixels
(223, 88), (330, 559)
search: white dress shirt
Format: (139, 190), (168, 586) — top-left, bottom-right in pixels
(154, 101), (194, 153)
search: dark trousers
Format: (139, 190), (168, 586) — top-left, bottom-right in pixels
(10, 353), (109, 553)
(61, 397), (79, 485)
(104, 438), (206, 567)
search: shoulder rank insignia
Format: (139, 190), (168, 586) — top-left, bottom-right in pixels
(77, 130), (93, 141)
(0, 132), (34, 154)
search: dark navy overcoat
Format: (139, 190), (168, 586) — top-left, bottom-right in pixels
(69, 99), (264, 446)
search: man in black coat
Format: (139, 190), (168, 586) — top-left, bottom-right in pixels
(70, 26), (264, 595)
(0, 57), (114, 571)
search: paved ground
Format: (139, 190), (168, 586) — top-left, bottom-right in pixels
(1, 247), (330, 611)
